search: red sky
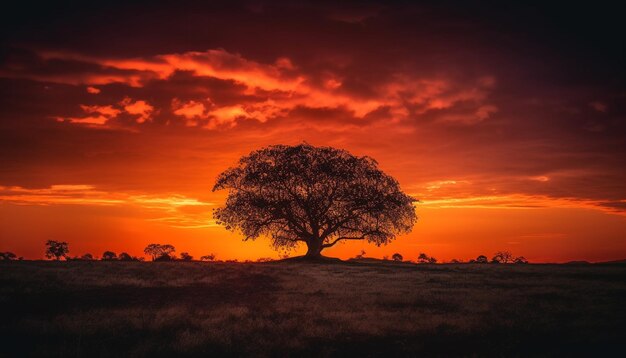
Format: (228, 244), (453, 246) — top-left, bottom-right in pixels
(1, 1), (625, 262)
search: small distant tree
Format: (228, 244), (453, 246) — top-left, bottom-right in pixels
(119, 252), (139, 261)
(256, 257), (273, 262)
(418, 253), (436, 263)
(474, 255), (488, 264)
(392, 253), (403, 262)
(492, 251), (513, 264)
(0, 252), (17, 260)
(81, 253), (94, 260)
(514, 256), (528, 264)
(45, 240), (69, 260)
(154, 252), (176, 261)
(450, 259), (461, 264)
(200, 254), (216, 261)
(354, 250), (366, 259)
(180, 252), (193, 261)
(101, 251), (117, 261)
(382, 255), (389, 260)
(144, 244), (176, 261)
(144, 244), (160, 260)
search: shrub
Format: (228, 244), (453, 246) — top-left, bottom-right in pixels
(101, 251), (117, 261)
(180, 252), (193, 261)
(200, 254), (216, 261)
(0, 252), (17, 260)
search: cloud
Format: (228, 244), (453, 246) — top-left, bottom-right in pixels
(55, 97), (154, 126)
(59, 104), (121, 125)
(589, 101), (608, 113)
(0, 185), (218, 228)
(120, 97), (154, 123)
(416, 192), (626, 216)
(475, 105), (498, 121)
(2, 47), (502, 131)
(172, 98), (209, 126)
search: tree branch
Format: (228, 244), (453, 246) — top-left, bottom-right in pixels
(321, 235), (367, 248)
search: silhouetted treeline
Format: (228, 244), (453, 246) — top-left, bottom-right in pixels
(466, 251), (528, 264)
(3, 242), (529, 264)
(36, 241), (218, 262)
(350, 250), (529, 264)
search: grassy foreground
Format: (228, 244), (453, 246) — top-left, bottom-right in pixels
(1, 260), (625, 357)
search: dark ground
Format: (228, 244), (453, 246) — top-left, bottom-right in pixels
(1, 260), (625, 357)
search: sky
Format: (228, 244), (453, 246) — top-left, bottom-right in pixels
(1, 1), (625, 262)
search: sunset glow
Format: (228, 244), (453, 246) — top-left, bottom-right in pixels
(1, 2), (625, 262)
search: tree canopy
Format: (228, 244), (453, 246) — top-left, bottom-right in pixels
(392, 253), (403, 262)
(144, 244), (176, 261)
(212, 144), (417, 258)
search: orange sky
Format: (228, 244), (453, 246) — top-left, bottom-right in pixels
(1, 2), (625, 262)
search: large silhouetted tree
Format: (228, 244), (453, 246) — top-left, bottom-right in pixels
(212, 144), (417, 258)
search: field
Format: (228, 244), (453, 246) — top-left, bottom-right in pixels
(1, 260), (626, 357)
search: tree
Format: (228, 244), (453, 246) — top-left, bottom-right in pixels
(144, 244), (176, 261)
(354, 250), (366, 259)
(392, 253), (403, 262)
(101, 251), (117, 261)
(45, 240), (69, 260)
(514, 256), (528, 264)
(492, 251), (513, 264)
(450, 259), (461, 264)
(81, 253), (94, 260)
(0, 252), (17, 260)
(475, 255), (488, 264)
(118, 252), (138, 261)
(417, 253), (430, 263)
(180, 252), (193, 261)
(200, 254), (216, 261)
(212, 144), (417, 258)
(428, 256), (437, 264)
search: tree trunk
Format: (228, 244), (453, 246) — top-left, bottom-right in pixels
(305, 239), (323, 258)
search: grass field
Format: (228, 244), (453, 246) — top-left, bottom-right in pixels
(1, 260), (625, 357)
